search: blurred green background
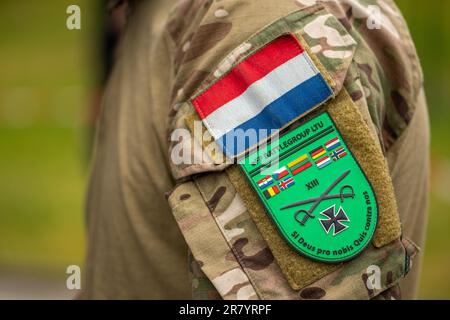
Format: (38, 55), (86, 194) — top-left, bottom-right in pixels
(0, 0), (98, 297)
(0, 0), (449, 299)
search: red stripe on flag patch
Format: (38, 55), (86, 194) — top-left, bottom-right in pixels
(310, 147), (325, 158)
(292, 162), (312, 175)
(338, 151), (347, 158)
(192, 35), (304, 119)
(325, 137), (339, 146)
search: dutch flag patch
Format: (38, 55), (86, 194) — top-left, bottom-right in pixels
(192, 34), (333, 158)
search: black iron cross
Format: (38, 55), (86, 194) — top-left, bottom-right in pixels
(319, 206), (349, 236)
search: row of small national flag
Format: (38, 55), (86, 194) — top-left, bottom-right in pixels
(310, 137), (347, 169)
(257, 136), (347, 199)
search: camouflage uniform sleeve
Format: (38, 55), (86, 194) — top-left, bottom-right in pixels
(162, 0), (424, 300)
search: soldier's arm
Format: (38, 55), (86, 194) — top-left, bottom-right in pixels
(162, 0), (427, 300)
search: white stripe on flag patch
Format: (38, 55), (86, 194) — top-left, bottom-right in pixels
(325, 138), (340, 150)
(317, 157), (331, 167)
(203, 53), (319, 139)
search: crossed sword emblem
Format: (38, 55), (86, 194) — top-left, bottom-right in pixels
(280, 170), (355, 226)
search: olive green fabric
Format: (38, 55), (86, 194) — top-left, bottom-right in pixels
(389, 89), (430, 299)
(82, 0), (190, 299)
(327, 90), (402, 247)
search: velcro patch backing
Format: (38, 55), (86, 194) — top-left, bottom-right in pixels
(226, 89), (401, 290)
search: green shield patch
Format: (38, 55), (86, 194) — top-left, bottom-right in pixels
(239, 112), (378, 263)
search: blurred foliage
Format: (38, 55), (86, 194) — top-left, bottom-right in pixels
(0, 0), (100, 273)
(0, 0), (449, 298)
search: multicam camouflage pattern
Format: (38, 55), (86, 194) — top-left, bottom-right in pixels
(194, 171), (300, 299)
(169, 169), (418, 300)
(188, 250), (222, 300)
(168, 181), (258, 300)
(165, 0), (423, 299)
(298, 238), (418, 300)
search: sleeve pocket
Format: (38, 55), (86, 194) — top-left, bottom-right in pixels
(298, 237), (419, 300)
